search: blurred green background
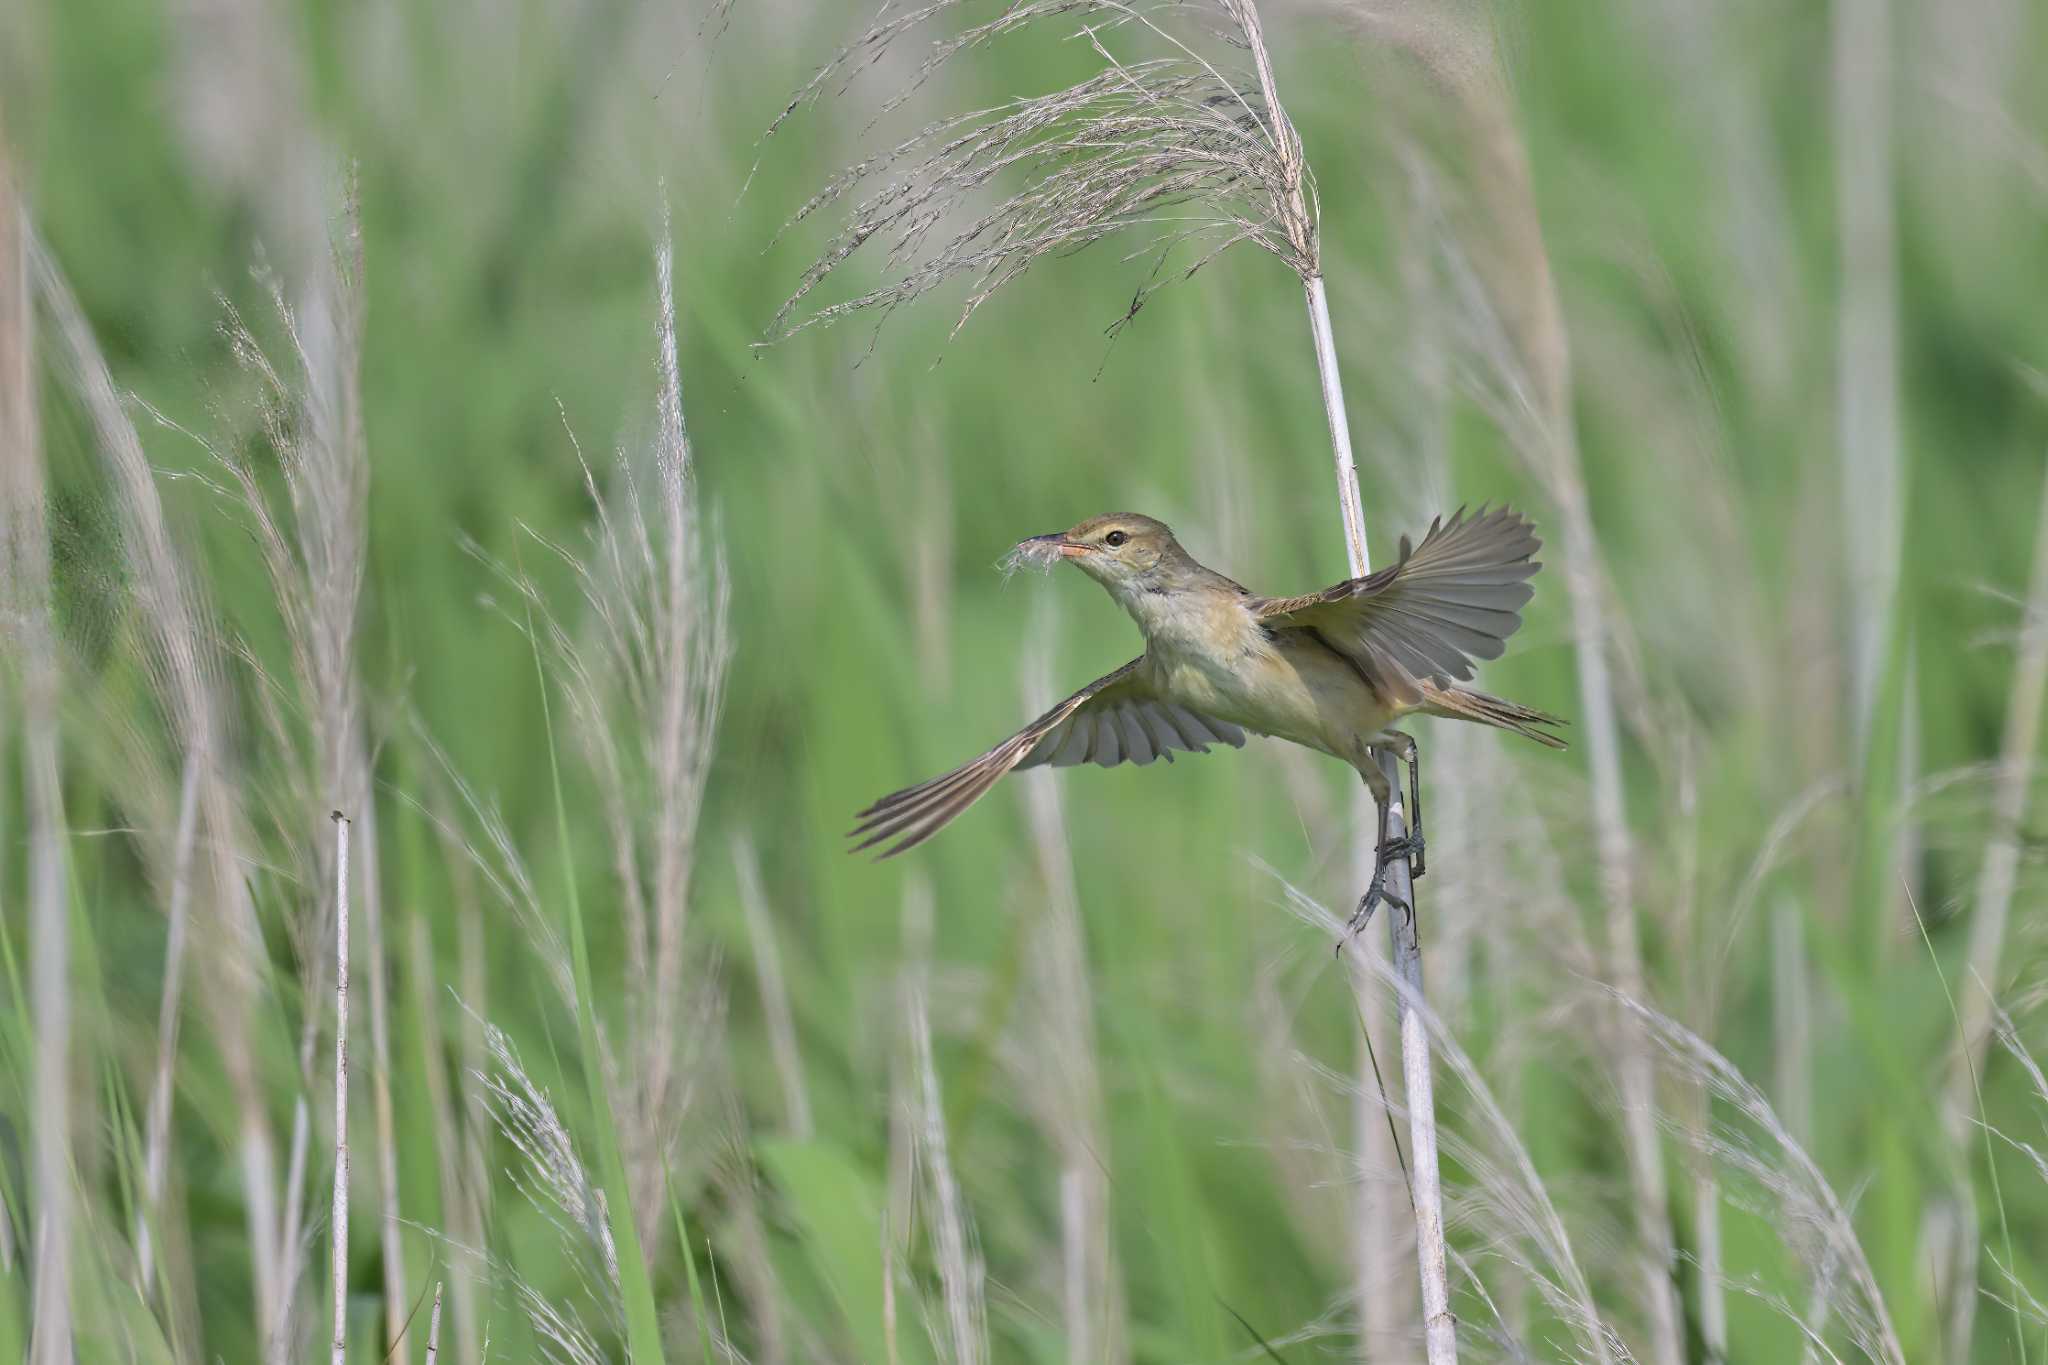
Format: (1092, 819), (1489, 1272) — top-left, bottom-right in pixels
(6, 0), (2048, 1361)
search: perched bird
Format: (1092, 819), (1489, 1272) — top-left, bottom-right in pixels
(851, 505), (1565, 919)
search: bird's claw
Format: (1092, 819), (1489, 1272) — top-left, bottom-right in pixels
(1381, 831), (1424, 876)
(1335, 833), (1424, 955)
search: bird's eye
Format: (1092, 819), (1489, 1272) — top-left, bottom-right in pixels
(1104, 530), (1128, 548)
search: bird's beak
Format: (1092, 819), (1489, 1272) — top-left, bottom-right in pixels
(1025, 533), (1091, 559)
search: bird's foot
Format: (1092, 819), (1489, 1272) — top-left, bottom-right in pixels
(1384, 831), (1424, 880)
(1338, 835), (1423, 953)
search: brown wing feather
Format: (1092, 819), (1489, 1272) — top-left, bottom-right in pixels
(849, 658), (1246, 857)
(1252, 504), (1541, 693)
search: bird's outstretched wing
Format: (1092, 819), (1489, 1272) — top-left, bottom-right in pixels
(850, 659), (1247, 857)
(1252, 504), (1541, 703)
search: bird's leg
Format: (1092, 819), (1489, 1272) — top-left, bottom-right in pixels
(1385, 731), (1425, 879)
(1345, 757), (1412, 945)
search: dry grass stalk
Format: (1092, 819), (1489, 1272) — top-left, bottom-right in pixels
(1014, 619), (1126, 1363)
(425, 1280), (444, 1365)
(1948, 460), (2048, 1095)
(900, 878), (988, 1365)
(31, 235), (286, 1345)
(1670, 743), (1729, 1363)
(139, 756), (202, 1292)
(405, 907), (485, 1364)
(1, 140), (74, 1365)
(330, 810), (352, 1365)
(1832, 0), (1903, 749)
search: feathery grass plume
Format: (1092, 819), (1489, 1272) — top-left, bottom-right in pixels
(170, 209), (410, 1349)
(475, 1015), (621, 1303)
(1, 140), (73, 1365)
(466, 1003), (638, 1365)
(769, 1), (1316, 338)
(1612, 989), (1906, 1365)
(771, 0), (1386, 569)
(485, 219), (731, 1230)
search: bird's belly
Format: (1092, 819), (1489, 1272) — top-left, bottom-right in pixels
(1155, 636), (1390, 761)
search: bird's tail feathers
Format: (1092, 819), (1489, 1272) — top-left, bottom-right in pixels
(1418, 681), (1569, 749)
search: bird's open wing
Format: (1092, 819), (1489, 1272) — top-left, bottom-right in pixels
(850, 659), (1247, 857)
(1252, 505), (1540, 703)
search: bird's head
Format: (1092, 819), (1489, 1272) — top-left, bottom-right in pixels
(1010, 514), (1198, 605)
(1018, 513), (1172, 576)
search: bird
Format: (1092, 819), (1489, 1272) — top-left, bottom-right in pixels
(850, 505), (1565, 924)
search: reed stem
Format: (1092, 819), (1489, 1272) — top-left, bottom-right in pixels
(1306, 268), (1457, 1364)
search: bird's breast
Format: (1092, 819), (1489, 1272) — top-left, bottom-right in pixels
(1147, 615), (1390, 761)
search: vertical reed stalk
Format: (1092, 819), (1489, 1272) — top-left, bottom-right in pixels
(1309, 179), (1459, 1365)
(1377, 754), (1456, 1362)
(1304, 277), (1371, 576)
(1350, 795), (1414, 1355)
(424, 1281), (443, 1365)
(3, 139), (73, 1365)
(331, 810), (351, 1365)
(359, 822), (408, 1349)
